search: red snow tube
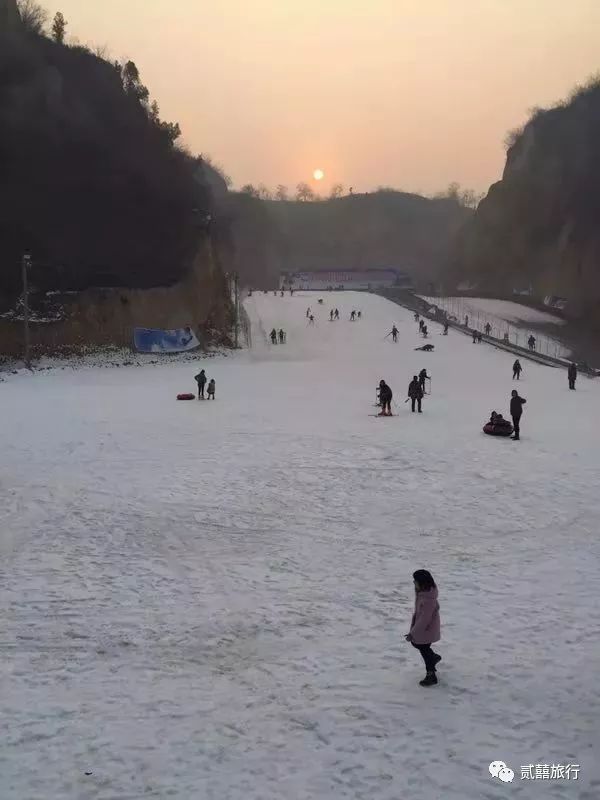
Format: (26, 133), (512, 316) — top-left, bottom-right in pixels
(177, 393), (195, 401)
(483, 421), (514, 437)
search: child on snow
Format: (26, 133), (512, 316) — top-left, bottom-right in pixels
(405, 569), (441, 686)
(207, 379), (216, 400)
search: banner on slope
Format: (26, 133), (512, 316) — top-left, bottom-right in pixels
(133, 326), (200, 354)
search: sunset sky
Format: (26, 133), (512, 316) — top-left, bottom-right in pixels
(56, 0), (600, 195)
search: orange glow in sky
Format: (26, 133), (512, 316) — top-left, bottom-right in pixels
(56, 0), (600, 194)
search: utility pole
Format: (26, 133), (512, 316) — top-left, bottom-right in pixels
(22, 251), (31, 368)
(234, 271), (239, 348)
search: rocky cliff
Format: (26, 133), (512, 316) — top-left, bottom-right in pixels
(453, 79), (600, 331)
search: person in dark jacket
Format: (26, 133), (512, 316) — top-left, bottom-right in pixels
(512, 359), (522, 380)
(278, 329), (286, 344)
(418, 368), (429, 394)
(334, 308), (339, 320)
(390, 324), (399, 343)
(270, 328), (277, 344)
(568, 362), (577, 390)
(194, 369), (207, 399)
(443, 322), (449, 335)
(528, 335), (536, 351)
(378, 380), (393, 416)
(485, 322), (492, 336)
(207, 378), (216, 399)
(472, 329), (478, 343)
(408, 376), (424, 412)
(510, 390), (526, 440)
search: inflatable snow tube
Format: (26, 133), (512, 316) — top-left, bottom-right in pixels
(483, 422), (513, 437)
(177, 393), (195, 401)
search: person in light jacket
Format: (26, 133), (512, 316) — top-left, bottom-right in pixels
(405, 569), (441, 686)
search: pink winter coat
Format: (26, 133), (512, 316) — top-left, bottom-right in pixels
(409, 587), (440, 644)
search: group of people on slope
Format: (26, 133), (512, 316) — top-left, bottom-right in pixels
(270, 328), (286, 344)
(194, 370), (216, 400)
(377, 369), (430, 415)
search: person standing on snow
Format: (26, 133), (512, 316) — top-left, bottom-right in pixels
(207, 379), (216, 400)
(472, 329), (478, 343)
(334, 308), (340, 320)
(512, 359), (522, 380)
(485, 322), (492, 336)
(528, 335), (536, 351)
(357, 311), (362, 320)
(443, 322), (449, 335)
(350, 310), (356, 321)
(378, 380), (393, 416)
(309, 314), (315, 325)
(418, 368), (429, 394)
(510, 389), (526, 440)
(568, 362), (577, 390)
(194, 369), (207, 399)
(330, 309), (334, 321)
(306, 307), (311, 318)
(270, 328), (278, 344)
(405, 569), (441, 687)
(408, 375), (424, 412)
(390, 324), (399, 343)
(278, 329), (286, 344)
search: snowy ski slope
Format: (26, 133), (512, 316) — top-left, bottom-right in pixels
(1, 291), (599, 799)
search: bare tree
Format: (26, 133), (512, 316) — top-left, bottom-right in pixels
(240, 184), (260, 198)
(17, 0), (48, 34)
(275, 185), (288, 202)
(51, 11), (67, 43)
(329, 183), (344, 199)
(257, 184), (272, 201)
(296, 182), (315, 202)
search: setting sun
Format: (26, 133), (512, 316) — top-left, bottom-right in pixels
(313, 169), (325, 181)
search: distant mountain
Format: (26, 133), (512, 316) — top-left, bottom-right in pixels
(452, 78), (600, 332)
(223, 190), (472, 289)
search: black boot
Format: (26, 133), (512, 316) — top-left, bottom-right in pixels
(433, 653), (442, 666)
(420, 672), (438, 687)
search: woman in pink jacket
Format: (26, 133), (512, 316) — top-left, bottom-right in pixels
(405, 569), (441, 686)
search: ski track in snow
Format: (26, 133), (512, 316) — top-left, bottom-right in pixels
(1, 291), (599, 799)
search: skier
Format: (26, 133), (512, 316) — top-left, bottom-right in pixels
(306, 307), (311, 318)
(330, 309), (334, 321)
(334, 308), (340, 320)
(280, 290), (284, 297)
(419, 319), (425, 333)
(422, 325), (428, 338)
(278, 329), (285, 344)
(309, 314), (315, 325)
(528, 335), (536, 351)
(207, 378), (216, 400)
(477, 331), (483, 343)
(414, 312), (420, 323)
(350, 310), (356, 321)
(408, 375), (424, 413)
(443, 322), (449, 335)
(472, 329), (477, 343)
(415, 343), (435, 352)
(485, 322), (492, 336)
(390, 324), (399, 343)
(568, 362), (577, 390)
(405, 569), (441, 687)
(194, 369), (207, 399)
(357, 311), (362, 320)
(512, 359), (522, 380)
(510, 389), (526, 441)
(378, 380), (393, 416)
(503, 332), (509, 343)
(270, 328), (277, 344)
(418, 368), (429, 394)
(465, 315), (469, 328)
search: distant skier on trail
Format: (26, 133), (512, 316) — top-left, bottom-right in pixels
(270, 328), (278, 344)
(357, 311), (362, 320)
(278, 329), (286, 344)
(485, 322), (492, 336)
(512, 359), (522, 380)
(378, 380), (393, 416)
(350, 310), (356, 321)
(390, 324), (399, 343)
(465, 314), (469, 328)
(309, 314), (315, 325)
(194, 369), (207, 399)
(443, 322), (449, 335)
(510, 390), (526, 440)
(207, 378), (216, 400)
(408, 375), (424, 412)
(528, 335), (536, 351)
(418, 368), (429, 394)
(414, 312), (420, 323)
(568, 362), (577, 390)
(472, 329), (478, 343)
(330, 309), (334, 321)
(422, 325), (428, 338)
(405, 569), (441, 687)
(419, 319), (425, 333)
(334, 308), (340, 320)
(306, 307), (311, 318)
(477, 331), (483, 343)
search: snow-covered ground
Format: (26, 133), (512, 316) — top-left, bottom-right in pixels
(420, 296), (570, 359)
(2, 291), (599, 799)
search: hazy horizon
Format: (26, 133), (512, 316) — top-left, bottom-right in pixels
(55, 0), (600, 196)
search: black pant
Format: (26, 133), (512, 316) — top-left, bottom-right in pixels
(381, 399), (391, 414)
(198, 383), (206, 398)
(512, 414), (521, 438)
(513, 371), (520, 380)
(411, 397), (422, 412)
(412, 642), (439, 672)
(569, 379), (576, 390)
